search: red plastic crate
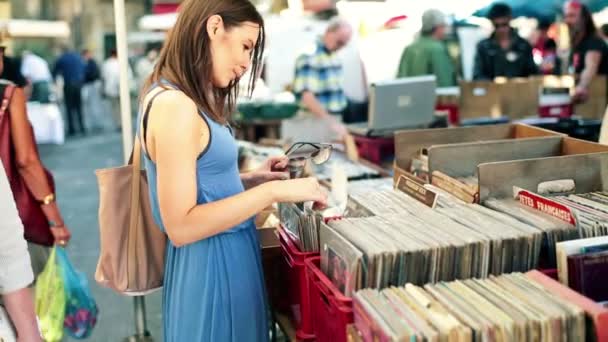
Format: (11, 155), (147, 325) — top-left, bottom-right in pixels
(351, 134), (395, 165)
(539, 104), (573, 118)
(436, 103), (460, 125)
(538, 268), (558, 281)
(278, 227), (318, 341)
(305, 257), (354, 342)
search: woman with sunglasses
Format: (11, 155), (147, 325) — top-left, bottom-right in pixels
(0, 47), (72, 276)
(138, 0), (326, 340)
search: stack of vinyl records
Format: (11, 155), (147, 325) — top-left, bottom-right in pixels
(552, 192), (608, 238)
(321, 190), (543, 296)
(278, 202), (322, 252)
(277, 179), (389, 253)
(430, 171), (479, 203)
(353, 273), (586, 342)
(557, 235), (608, 303)
(484, 198), (578, 267)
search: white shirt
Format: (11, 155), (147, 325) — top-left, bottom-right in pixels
(0, 163), (34, 294)
(102, 57), (134, 98)
(20, 53), (52, 83)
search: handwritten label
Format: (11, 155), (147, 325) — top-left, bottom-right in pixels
(396, 174), (437, 208)
(516, 189), (576, 225)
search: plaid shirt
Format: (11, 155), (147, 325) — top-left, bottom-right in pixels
(293, 39), (347, 114)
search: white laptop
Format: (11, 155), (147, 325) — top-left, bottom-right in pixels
(348, 75), (437, 137)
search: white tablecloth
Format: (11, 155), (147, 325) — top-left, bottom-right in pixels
(26, 102), (65, 145)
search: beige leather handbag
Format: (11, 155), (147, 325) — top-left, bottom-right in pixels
(94, 96), (167, 295)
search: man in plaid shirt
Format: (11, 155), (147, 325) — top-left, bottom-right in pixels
(292, 18), (352, 138)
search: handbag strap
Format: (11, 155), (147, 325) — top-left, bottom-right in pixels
(0, 83), (16, 122)
(127, 88), (168, 287)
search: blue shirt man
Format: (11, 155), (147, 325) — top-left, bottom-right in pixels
(53, 50), (85, 85)
(53, 48), (86, 135)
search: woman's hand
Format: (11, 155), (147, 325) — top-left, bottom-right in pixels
(242, 156), (289, 189)
(268, 177), (327, 207)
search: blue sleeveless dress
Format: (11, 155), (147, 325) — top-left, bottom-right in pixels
(137, 84), (269, 341)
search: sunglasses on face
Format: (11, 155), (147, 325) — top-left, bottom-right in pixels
(493, 21), (510, 28)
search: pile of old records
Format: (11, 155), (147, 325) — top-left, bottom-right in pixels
(552, 192), (608, 238)
(277, 179), (386, 253)
(484, 198), (581, 267)
(320, 190), (543, 296)
(354, 273), (586, 342)
(278, 202), (322, 252)
(279, 195), (375, 253)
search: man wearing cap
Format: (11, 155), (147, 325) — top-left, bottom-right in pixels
(564, 0), (608, 102)
(396, 9), (456, 87)
(473, 3), (537, 80)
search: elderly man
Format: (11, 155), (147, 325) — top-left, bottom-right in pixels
(291, 17), (353, 140)
(564, 0), (608, 102)
(397, 9), (456, 87)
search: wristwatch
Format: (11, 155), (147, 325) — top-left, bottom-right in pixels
(40, 193), (55, 205)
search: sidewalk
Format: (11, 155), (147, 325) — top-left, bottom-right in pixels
(38, 132), (162, 341)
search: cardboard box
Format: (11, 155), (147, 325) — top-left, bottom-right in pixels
(540, 75), (606, 120)
(428, 137), (608, 203)
(459, 78), (542, 121)
(256, 209), (280, 249)
(459, 80), (502, 120)
(478, 150), (608, 202)
(497, 77), (542, 120)
(394, 123), (564, 185)
(575, 76), (607, 120)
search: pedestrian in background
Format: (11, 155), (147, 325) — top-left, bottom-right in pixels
(20, 50), (53, 104)
(0, 47), (72, 277)
(136, 48), (158, 91)
(0, 162), (41, 342)
(564, 0), (608, 103)
(397, 9), (456, 87)
(53, 45), (86, 136)
(102, 49), (134, 131)
(82, 49), (106, 132)
(291, 17), (353, 141)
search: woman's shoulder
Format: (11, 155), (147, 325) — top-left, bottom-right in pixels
(145, 88), (203, 132)
(145, 87), (194, 107)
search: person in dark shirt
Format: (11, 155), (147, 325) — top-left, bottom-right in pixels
(0, 52), (27, 87)
(564, 0), (608, 103)
(82, 49), (100, 84)
(53, 46), (86, 136)
(531, 20), (561, 75)
(601, 23), (608, 44)
(473, 3), (538, 80)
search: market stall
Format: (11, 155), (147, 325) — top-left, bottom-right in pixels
(110, 1), (608, 341)
(263, 121), (608, 341)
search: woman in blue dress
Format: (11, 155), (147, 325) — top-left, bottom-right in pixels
(136, 0), (328, 341)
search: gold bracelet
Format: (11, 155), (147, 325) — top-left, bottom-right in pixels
(41, 193), (55, 205)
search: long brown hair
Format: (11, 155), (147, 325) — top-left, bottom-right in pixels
(142, 0), (265, 124)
